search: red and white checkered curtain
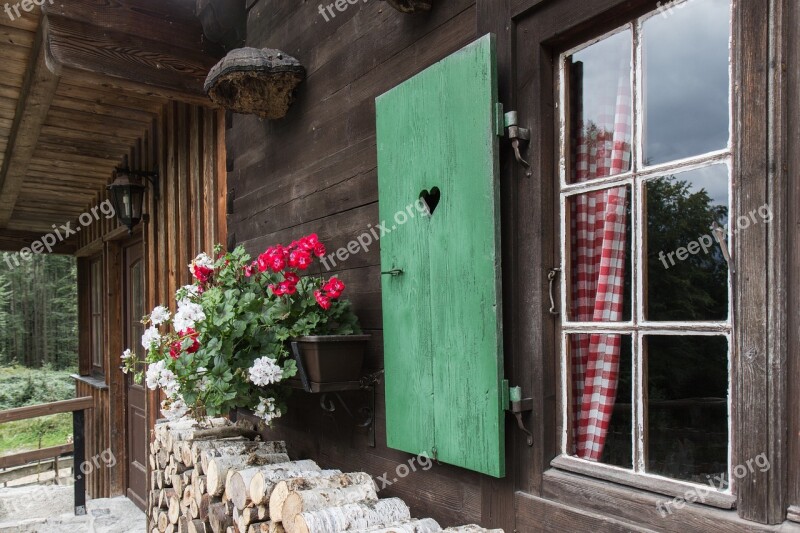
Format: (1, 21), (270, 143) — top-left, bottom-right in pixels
(569, 65), (632, 461)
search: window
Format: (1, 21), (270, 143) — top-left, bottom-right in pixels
(555, 0), (736, 500)
(90, 257), (104, 373)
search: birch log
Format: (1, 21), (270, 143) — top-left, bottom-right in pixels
(199, 440), (288, 473)
(249, 466), (336, 506)
(348, 518), (442, 533)
(206, 453), (291, 496)
(282, 484), (379, 533)
(293, 498), (411, 533)
(442, 527), (505, 532)
(244, 461), (323, 504)
(226, 467), (263, 510)
(209, 501), (233, 533)
(270, 472), (375, 522)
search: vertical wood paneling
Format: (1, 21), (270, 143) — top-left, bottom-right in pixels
(74, 102), (226, 501)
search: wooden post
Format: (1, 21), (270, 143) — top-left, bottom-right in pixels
(73, 408), (87, 516)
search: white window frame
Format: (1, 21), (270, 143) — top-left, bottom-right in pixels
(552, 1), (736, 508)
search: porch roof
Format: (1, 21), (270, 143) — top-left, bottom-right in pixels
(0, 1), (222, 252)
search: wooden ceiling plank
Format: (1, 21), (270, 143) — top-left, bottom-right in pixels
(0, 22), (60, 228)
(55, 81), (165, 113)
(49, 98), (158, 125)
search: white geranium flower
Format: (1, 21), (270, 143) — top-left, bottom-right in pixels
(120, 349), (133, 374)
(248, 356), (283, 387)
(145, 360), (166, 390)
(141, 326), (161, 350)
(173, 302), (206, 332)
(254, 397), (282, 425)
(190, 252), (214, 270)
(176, 284), (200, 306)
(161, 396), (188, 421)
(158, 369), (180, 398)
(149, 306), (171, 326)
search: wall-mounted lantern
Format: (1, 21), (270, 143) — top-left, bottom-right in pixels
(106, 156), (159, 234)
(204, 47), (306, 120)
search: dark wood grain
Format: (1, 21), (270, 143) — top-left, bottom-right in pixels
(0, 23), (60, 227)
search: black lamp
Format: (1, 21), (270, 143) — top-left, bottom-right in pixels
(106, 156), (158, 234)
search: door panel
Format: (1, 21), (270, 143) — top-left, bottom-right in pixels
(124, 243), (147, 510)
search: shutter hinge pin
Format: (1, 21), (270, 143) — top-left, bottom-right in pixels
(503, 111), (532, 177)
(508, 386), (534, 447)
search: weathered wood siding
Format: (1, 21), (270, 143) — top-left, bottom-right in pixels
(229, 1), (488, 527)
(74, 378), (110, 499)
(75, 101), (226, 499)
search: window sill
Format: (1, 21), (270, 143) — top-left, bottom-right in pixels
(71, 374), (108, 391)
(551, 455), (735, 510)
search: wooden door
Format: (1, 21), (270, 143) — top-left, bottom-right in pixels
(124, 241), (147, 510)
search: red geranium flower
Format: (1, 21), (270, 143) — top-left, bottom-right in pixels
(243, 264), (256, 277)
(279, 281), (297, 295)
(314, 290), (331, 310)
(313, 242), (326, 258)
(284, 272), (300, 285)
(289, 249), (312, 270)
(323, 277), (346, 299)
(192, 264), (213, 283)
(269, 283), (286, 297)
(300, 234), (320, 251)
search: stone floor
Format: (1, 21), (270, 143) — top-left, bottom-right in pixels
(0, 484), (145, 532)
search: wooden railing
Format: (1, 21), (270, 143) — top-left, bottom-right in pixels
(0, 396), (93, 515)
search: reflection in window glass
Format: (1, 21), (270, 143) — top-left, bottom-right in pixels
(643, 0), (731, 165)
(646, 165), (729, 321)
(646, 335), (728, 485)
(568, 30), (632, 183)
(568, 186), (632, 322)
(569, 334), (632, 469)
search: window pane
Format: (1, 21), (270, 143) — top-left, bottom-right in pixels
(568, 30), (632, 183)
(646, 335), (728, 485)
(568, 186), (632, 322)
(568, 334), (632, 469)
(646, 165), (729, 321)
(643, 0), (731, 165)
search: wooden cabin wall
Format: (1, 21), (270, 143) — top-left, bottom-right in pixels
(228, 1), (487, 527)
(74, 102), (226, 500)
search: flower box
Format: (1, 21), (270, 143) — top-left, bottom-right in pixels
(292, 334), (371, 384)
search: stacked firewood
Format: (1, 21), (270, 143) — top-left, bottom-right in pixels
(148, 418), (503, 533)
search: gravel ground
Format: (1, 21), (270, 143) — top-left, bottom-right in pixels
(0, 484), (145, 532)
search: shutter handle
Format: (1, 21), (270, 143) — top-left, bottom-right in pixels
(548, 268), (561, 316)
(381, 269), (404, 277)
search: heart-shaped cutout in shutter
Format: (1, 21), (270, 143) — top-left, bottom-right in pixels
(419, 187), (441, 216)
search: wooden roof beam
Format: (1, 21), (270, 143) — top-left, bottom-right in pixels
(43, 13), (221, 106)
(0, 23), (60, 228)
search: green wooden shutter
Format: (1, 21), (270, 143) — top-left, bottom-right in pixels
(376, 34), (505, 478)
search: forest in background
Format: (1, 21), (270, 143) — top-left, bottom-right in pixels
(0, 254), (78, 369)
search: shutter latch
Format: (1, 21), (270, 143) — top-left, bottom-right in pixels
(503, 111), (531, 177)
(506, 384), (534, 447)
